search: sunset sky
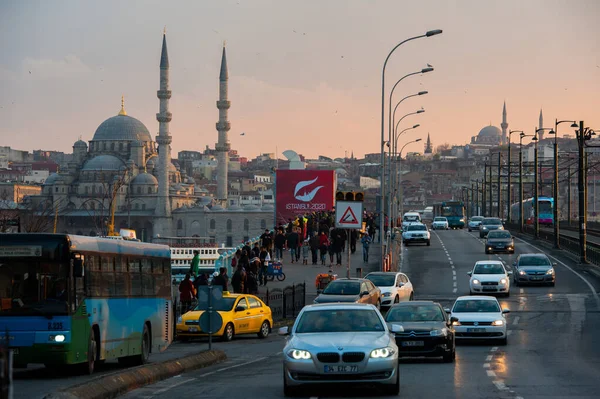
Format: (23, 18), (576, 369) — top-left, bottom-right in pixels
(1, 0), (598, 160)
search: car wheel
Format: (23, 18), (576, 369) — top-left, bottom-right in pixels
(549, 281), (555, 287)
(222, 322), (234, 342)
(376, 299), (381, 310)
(513, 279), (519, 287)
(468, 228), (472, 232)
(394, 295), (399, 304)
(409, 293), (414, 301)
(442, 349), (455, 363)
(480, 233), (484, 238)
(427, 240), (431, 246)
(257, 321), (270, 339)
(469, 290), (473, 295)
(485, 250), (489, 254)
(83, 330), (97, 375)
(499, 337), (508, 346)
(505, 291), (510, 298)
(383, 368), (400, 395)
(283, 366), (297, 397)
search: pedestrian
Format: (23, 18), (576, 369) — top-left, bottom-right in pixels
(260, 229), (273, 255)
(286, 228), (299, 264)
(246, 269), (259, 294)
(302, 239), (310, 265)
(231, 264), (246, 294)
(350, 229), (358, 254)
(319, 232), (329, 266)
(212, 267), (229, 292)
(178, 273), (195, 312)
(189, 250), (200, 278)
(259, 246), (269, 286)
(309, 231), (319, 265)
(361, 232), (372, 263)
(274, 229), (286, 260)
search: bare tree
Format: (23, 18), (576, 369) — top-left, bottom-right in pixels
(20, 198), (63, 233)
(81, 168), (129, 235)
(435, 143), (451, 154)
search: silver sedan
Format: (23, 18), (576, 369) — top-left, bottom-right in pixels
(279, 303), (400, 397)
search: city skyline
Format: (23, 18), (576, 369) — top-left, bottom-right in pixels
(1, 0), (599, 159)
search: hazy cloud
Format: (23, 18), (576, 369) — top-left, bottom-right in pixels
(22, 55), (92, 80)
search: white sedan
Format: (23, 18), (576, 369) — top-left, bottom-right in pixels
(402, 223), (431, 246)
(450, 296), (509, 345)
(467, 260), (512, 297)
(365, 272), (414, 307)
(431, 217), (449, 230)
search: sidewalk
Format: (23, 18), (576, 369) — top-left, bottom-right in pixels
(258, 243), (383, 302)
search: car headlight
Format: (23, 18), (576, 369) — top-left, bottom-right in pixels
(471, 279), (480, 285)
(519, 270), (526, 276)
(498, 226), (504, 230)
(546, 268), (555, 275)
(288, 349), (311, 360)
(460, 218), (465, 222)
(370, 347), (395, 358)
(452, 320), (461, 326)
(382, 292), (392, 297)
(499, 278), (507, 285)
(492, 320), (504, 326)
(430, 328), (448, 337)
(177, 316), (182, 324)
(49, 334), (65, 342)
(482, 226), (488, 230)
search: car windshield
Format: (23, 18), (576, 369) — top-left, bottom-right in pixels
(366, 274), (396, 287)
(434, 217), (446, 222)
(453, 300), (501, 313)
(482, 218), (502, 225)
(386, 304), (445, 322)
(518, 256), (551, 266)
(474, 264), (505, 274)
(471, 216), (484, 221)
(407, 225), (426, 231)
(487, 231), (511, 239)
(296, 309), (384, 333)
(195, 297), (237, 311)
(322, 281), (360, 295)
(404, 215), (419, 222)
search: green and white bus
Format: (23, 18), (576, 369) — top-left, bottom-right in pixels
(0, 233), (172, 373)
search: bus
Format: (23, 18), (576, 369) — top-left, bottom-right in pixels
(0, 234), (172, 374)
(439, 201), (466, 229)
(509, 197), (554, 226)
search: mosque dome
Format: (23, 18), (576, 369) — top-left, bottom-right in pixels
(92, 114), (152, 142)
(477, 126), (502, 139)
(44, 173), (60, 185)
(82, 155), (125, 171)
(74, 140), (87, 148)
(131, 172), (158, 185)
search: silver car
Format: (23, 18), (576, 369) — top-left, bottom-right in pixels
(467, 216), (484, 231)
(479, 217), (504, 238)
(279, 303), (400, 397)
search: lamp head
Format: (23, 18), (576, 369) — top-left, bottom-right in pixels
(532, 136), (538, 141)
(571, 122), (579, 128)
(413, 124), (420, 128)
(417, 109), (425, 114)
(549, 130), (556, 135)
(418, 91), (428, 95)
(426, 29), (443, 37)
(520, 132), (525, 138)
(415, 138), (422, 142)
(421, 67), (434, 73)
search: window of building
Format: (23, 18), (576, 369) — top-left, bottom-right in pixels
(227, 219), (232, 232)
(55, 187), (59, 192)
(147, 186), (152, 194)
(261, 219), (266, 229)
(210, 219), (216, 230)
(226, 236), (233, 247)
(119, 143), (123, 152)
(137, 186), (142, 194)
(244, 219), (249, 231)
(110, 142), (115, 151)
(141, 203), (146, 210)
(177, 219), (183, 229)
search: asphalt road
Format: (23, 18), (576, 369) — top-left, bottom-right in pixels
(118, 229), (600, 399)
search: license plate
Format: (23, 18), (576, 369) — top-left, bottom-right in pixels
(324, 365), (358, 373)
(467, 328), (486, 333)
(188, 327), (198, 332)
(496, 245), (504, 248)
(530, 277), (542, 281)
(401, 341), (424, 347)
(482, 287), (496, 291)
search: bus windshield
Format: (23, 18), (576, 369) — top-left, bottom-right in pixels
(0, 259), (68, 316)
(442, 205), (463, 217)
(539, 201), (552, 214)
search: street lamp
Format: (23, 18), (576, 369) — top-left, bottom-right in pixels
(379, 29), (443, 266)
(507, 130), (524, 224)
(393, 124), (420, 222)
(398, 138), (422, 219)
(548, 120), (578, 249)
(394, 109), (425, 137)
(391, 91), (428, 137)
(519, 133), (535, 233)
(534, 127), (553, 239)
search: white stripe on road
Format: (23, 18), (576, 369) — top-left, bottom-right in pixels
(486, 355), (493, 361)
(199, 356), (268, 378)
(152, 378), (196, 395)
(512, 316), (520, 325)
(486, 370), (496, 377)
(483, 363), (490, 368)
(493, 380), (508, 390)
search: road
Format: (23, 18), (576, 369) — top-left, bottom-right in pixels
(118, 229), (600, 399)
(13, 244), (382, 399)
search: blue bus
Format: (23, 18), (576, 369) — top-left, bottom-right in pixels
(440, 201), (466, 228)
(509, 197), (554, 226)
(0, 234), (172, 374)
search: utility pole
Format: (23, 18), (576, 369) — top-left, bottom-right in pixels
(497, 152), (502, 219)
(568, 164), (572, 226)
(488, 161), (493, 217)
(483, 164), (487, 216)
(519, 139), (524, 233)
(534, 129), (539, 239)
(577, 120), (587, 263)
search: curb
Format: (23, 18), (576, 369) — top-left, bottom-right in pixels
(43, 350), (226, 399)
(273, 318), (296, 329)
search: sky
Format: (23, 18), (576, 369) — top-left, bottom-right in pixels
(0, 0), (599, 160)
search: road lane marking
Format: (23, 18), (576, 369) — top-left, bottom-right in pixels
(453, 276), (456, 280)
(486, 355), (493, 361)
(152, 378), (196, 395)
(507, 330), (512, 336)
(452, 270), (456, 276)
(512, 316), (520, 325)
(486, 370), (496, 377)
(493, 380), (508, 390)
(483, 363), (490, 368)
(491, 347), (498, 352)
(198, 356), (268, 378)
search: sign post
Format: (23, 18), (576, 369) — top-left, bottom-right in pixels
(198, 285), (223, 350)
(336, 200), (363, 279)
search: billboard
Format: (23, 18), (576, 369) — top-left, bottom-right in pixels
(275, 170), (335, 224)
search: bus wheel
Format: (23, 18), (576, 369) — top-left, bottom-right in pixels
(84, 331), (97, 375)
(137, 324), (151, 365)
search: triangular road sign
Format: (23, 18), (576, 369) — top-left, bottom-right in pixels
(339, 206), (358, 224)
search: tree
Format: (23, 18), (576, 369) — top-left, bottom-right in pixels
(81, 169), (129, 236)
(435, 143), (451, 154)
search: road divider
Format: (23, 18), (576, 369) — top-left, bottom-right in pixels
(43, 350), (226, 399)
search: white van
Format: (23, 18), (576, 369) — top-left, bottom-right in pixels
(402, 212), (422, 226)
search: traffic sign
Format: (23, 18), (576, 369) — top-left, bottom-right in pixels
(335, 201), (363, 229)
(199, 311), (223, 334)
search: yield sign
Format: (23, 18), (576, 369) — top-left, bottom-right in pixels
(335, 201), (363, 229)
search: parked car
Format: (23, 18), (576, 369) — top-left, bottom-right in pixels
(431, 217), (449, 230)
(450, 296), (509, 345)
(280, 303), (400, 396)
(365, 272), (414, 307)
(402, 223), (431, 246)
(485, 230), (515, 254)
(512, 253), (556, 286)
(468, 216), (484, 232)
(467, 260), (512, 296)
(313, 278), (382, 309)
(385, 301), (456, 362)
(479, 217), (504, 238)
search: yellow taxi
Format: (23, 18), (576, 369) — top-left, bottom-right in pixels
(176, 292), (274, 342)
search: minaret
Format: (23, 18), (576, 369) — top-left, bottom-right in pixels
(154, 31), (172, 236)
(424, 133), (432, 154)
(215, 44), (231, 202)
(538, 109), (544, 140)
(501, 101), (508, 145)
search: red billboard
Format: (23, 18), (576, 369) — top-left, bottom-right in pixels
(276, 170), (336, 223)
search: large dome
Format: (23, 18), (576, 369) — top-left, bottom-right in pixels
(92, 114), (152, 142)
(477, 125), (502, 138)
(82, 155), (125, 171)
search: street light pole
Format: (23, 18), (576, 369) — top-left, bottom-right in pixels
(398, 138), (422, 220)
(519, 133), (534, 233)
(488, 160), (492, 216)
(379, 29), (442, 268)
(576, 120), (588, 263)
(393, 124), (420, 223)
(497, 151), (501, 218)
(533, 130), (539, 239)
(507, 130), (523, 224)
(482, 164), (487, 216)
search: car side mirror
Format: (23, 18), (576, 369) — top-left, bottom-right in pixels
(444, 308), (451, 314)
(235, 306), (246, 312)
(502, 308), (510, 314)
(467, 271), (472, 276)
(278, 326), (290, 336)
(360, 291), (369, 297)
(389, 324), (403, 333)
(397, 282), (404, 287)
(553, 262), (557, 266)
(507, 271), (513, 276)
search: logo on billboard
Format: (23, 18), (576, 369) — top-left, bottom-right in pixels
(294, 177), (324, 202)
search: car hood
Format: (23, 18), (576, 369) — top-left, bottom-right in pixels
(471, 274), (507, 282)
(314, 294), (360, 303)
(451, 312), (503, 322)
(288, 331), (392, 352)
(469, 221), (482, 225)
(386, 321), (446, 332)
(378, 287), (395, 295)
(518, 266), (552, 272)
(487, 238), (513, 243)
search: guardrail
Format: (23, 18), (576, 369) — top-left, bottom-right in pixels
(257, 283), (306, 322)
(215, 230), (274, 276)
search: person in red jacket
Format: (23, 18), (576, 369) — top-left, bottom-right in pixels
(179, 273), (196, 312)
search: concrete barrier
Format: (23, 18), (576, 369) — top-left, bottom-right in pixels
(43, 350), (226, 399)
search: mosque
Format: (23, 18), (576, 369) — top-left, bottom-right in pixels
(29, 33), (272, 245)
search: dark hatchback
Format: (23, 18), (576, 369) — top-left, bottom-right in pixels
(485, 230), (515, 254)
(385, 301), (457, 363)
